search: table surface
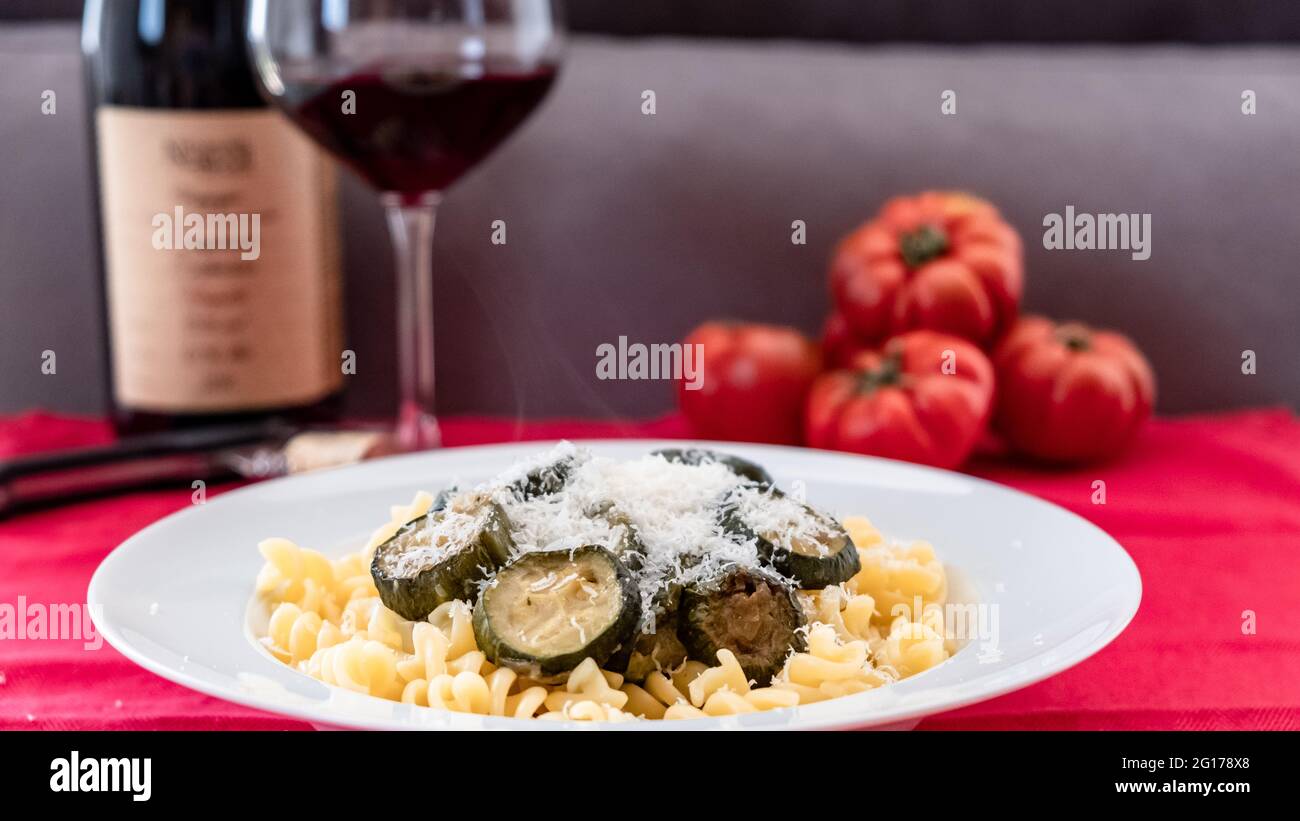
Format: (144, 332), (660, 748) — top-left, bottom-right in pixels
(1, 409), (1298, 730)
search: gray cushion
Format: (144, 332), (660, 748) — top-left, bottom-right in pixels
(1, 23), (1295, 418)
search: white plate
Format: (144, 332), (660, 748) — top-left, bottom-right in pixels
(88, 440), (1140, 731)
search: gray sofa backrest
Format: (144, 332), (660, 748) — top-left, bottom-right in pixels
(1, 24), (1296, 419)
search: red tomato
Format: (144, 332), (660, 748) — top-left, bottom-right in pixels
(820, 311), (874, 369)
(830, 191), (1023, 348)
(994, 316), (1155, 464)
(805, 330), (994, 469)
(678, 322), (822, 445)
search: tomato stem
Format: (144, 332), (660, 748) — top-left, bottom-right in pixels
(899, 224), (949, 269)
(1056, 323), (1093, 352)
(856, 352), (904, 394)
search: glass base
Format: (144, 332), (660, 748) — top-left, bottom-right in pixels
(397, 401), (441, 451)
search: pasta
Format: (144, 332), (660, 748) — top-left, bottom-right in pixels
(255, 493), (952, 722)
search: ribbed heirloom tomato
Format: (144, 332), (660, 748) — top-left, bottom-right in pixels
(805, 330), (995, 469)
(830, 191), (1023, 348)
(994, 316), (1155, 464)
(678, 321), (822, 445)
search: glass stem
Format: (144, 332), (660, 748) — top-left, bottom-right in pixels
(384, 194), (442, 451)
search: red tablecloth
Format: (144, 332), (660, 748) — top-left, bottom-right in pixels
(1, 409), (1297, 730)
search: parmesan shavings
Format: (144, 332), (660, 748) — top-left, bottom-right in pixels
(474, 443), (767, 631)
(731, 485), (838, 558)
(375, 506), (488, 578)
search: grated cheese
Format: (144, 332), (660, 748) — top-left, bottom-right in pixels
(730, 485), (839, 558)
(375, 505), (489, 578)
(478, 443), (768, 631)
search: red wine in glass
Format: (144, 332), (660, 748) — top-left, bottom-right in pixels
(278, 61), (558, 203)
(248, 0), (564, 451)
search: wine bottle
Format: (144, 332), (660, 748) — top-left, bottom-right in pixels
(82, 0), (344, 433)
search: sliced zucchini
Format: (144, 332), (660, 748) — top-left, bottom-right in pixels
(429, 485), (458, 513)
(605, 578), (687, 681)
(721, 489), (860, 589)
(473, 545), (640, 681)
(678, 564), (806, 685)
(370, 493), (514, 621)
(653, 447), (774, 487)
(618, 615), (689, 682)
(586, 500), (647, 572)
(509, 453), (575, 500)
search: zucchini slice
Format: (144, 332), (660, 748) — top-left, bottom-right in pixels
(679, 564), (806, 686)
(611, 620), (690, 682)
(586, 500), (647, 572)
(473, 545), (640, 681)
(429, 485), (458, 513)
(721, 489), (860, 589)
(509, 453), (575, 500)
(605, 577), (687, 681)
(370, 493), (514, 621)
(653, 447), (774, 487)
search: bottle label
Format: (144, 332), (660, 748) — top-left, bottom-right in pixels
(96, 107), (343, 413)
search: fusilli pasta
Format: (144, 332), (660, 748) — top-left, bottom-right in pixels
(254, 497), (952, 721)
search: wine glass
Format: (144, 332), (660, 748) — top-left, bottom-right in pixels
(246, 0), (564, 450)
